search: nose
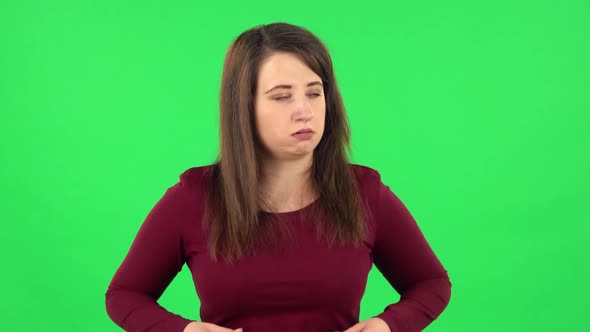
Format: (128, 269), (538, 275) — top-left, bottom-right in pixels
(292, 94), (314, 122)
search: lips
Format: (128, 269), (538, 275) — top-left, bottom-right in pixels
(293, 128), (314, 135)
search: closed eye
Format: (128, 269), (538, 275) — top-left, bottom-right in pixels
(273, 93), (322, 101)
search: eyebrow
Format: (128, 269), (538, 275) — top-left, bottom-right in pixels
(263, 81), (323, 94)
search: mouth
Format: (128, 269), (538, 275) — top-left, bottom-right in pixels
(293, 128), (314, 135)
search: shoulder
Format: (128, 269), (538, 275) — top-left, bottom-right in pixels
(349, 163), (387, 203)
(350, 163), (383, 186)
(169, 164), (216, 201)
(349, 164), (388, 232)
(178, 164), (215, 187)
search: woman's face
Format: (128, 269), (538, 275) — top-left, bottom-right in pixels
(254, 52), (326, 161)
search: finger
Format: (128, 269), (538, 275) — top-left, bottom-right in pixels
(208, 324), (243, 332)
(340, 322), (365, 332)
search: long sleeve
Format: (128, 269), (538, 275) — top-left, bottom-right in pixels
(105, 178), (197, 332)
(369, 171), (452, 332)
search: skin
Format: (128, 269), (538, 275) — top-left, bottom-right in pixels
(253, 51), (391, 332)
(183, 321), (242, 332)
(253, 51), (326, 212)
(183, 52), (391, 332)
(340, 318), (392, 332)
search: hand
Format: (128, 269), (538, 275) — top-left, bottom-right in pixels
(337, 317), (391, 332)
(183, 321), (243, 332)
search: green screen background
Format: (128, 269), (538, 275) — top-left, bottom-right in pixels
(1, 1), (588, 331)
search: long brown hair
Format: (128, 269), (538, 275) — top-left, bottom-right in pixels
(202, 22), (371, 264)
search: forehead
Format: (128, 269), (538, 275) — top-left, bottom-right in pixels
(257, 52), (320, 88)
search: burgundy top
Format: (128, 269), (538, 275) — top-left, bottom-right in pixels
(105, 164), (451, 332)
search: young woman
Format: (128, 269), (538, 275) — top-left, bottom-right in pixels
(105, 22), (452, 332)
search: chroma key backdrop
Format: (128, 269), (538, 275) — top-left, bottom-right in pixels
(1, 1), (588, 331)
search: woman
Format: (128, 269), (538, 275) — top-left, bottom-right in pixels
(105, 22), (452, 332)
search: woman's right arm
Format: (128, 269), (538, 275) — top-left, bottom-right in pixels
(105, 178), (197, 331)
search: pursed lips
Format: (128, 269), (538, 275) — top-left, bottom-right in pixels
(293, 128), (314, 135)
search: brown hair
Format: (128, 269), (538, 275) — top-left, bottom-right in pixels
(202, 22), (371, 264)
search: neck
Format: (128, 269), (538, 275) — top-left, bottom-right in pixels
(258, 153), (316, 211)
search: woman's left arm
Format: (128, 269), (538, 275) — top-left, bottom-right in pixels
(368, 170), (452, 332)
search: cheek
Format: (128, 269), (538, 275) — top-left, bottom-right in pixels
(316, 105), (326, 123)
(255, 107), (285, 137)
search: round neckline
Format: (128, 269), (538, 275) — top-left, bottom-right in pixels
(259, 195), (320, 216)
